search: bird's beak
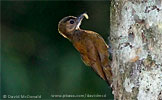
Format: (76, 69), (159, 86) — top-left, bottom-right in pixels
(75, 13), (89, 29)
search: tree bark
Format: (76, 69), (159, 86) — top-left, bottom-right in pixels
(109, 0), (162, 100)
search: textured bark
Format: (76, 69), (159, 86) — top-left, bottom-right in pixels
(109, 0), (162, 100)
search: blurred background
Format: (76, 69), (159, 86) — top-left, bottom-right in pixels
(1, 1), (113, 99)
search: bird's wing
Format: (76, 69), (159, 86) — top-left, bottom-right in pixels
(94, 34), (112, 84)
(73, 37), (106, 80)
(94, 34), (109, 66)
(84, 39), (107, 80)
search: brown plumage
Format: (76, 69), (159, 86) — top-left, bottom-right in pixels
(58, 13), (112, 84)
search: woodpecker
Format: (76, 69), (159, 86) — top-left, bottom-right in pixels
(58, 13), (112, 84)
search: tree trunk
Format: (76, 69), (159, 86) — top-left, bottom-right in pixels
(109, 0), (162, 100)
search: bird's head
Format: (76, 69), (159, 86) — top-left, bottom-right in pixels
(58, 13), (88, 39)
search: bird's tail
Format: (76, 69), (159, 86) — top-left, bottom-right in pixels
(101, 63), (113, 85)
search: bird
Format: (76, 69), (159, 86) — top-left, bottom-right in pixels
(58, 13), (112, 84)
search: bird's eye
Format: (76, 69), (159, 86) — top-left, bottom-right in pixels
(70, 20), (74, 24)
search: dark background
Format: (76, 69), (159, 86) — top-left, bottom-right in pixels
(1, 1), (113, 99)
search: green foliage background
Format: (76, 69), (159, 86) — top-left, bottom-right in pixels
(1, 1), (113, 99)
